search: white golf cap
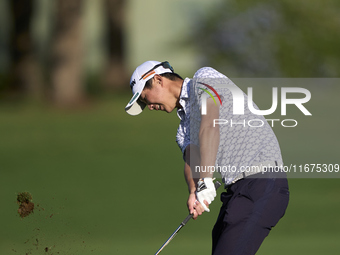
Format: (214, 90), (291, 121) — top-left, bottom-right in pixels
(125, 60), (174, 115)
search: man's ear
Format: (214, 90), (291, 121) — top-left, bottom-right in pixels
(153, 74), (162, 86)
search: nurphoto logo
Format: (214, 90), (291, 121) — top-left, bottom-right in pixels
(199, 82), (312, 128)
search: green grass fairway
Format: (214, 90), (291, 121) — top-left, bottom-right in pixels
(1, 87), (339, 254)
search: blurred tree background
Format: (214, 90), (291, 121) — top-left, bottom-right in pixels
(0, 0), (127, 106)
(190, 0), (340, 77)
(1, 0), (339, 105)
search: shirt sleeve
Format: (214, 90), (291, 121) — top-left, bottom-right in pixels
(176, 67), (229, 159)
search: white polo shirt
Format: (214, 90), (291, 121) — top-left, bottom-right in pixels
(176, 67), (283, 184)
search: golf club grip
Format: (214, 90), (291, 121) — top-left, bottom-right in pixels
(182, 180), (222, 225)
(214, 180), (222, 190)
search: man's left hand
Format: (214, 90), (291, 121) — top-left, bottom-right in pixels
(195, 178), (216, 212)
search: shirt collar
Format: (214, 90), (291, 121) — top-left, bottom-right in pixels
(177, 78), (191, 120)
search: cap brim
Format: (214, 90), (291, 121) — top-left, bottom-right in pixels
(125, 98), (146, 115)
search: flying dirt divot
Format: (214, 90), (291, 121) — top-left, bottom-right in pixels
(17, 192), (35, 218)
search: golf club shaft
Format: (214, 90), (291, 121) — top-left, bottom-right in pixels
(154, 180), (222, 255)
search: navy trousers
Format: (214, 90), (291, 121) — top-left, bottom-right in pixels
(212, 173), (289, 255)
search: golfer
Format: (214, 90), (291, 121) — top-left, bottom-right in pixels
(125, 60), (289, 255)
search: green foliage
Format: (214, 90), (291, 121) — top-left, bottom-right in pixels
(191, 0), (340, 77)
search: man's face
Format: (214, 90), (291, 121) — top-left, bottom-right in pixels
(140, 77), (176, 113)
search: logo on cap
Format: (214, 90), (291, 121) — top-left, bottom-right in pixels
(130, 79), (136, 89)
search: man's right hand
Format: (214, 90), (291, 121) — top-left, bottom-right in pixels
(187, 193), (209, 220)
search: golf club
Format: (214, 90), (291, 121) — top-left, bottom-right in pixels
(154, 180), (222, 255)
